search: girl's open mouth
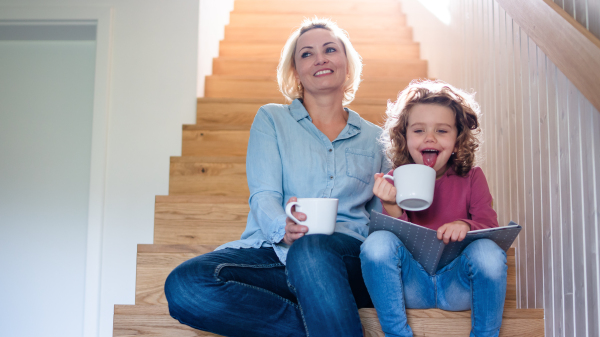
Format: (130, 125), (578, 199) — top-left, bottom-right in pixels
(421, 149), (439, 168)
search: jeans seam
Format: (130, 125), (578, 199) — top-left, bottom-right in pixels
(214, 262), (284, 278)
(285, 269), (310, 337)
(461, 252), (476, 330)
(395, 243), (408, 313)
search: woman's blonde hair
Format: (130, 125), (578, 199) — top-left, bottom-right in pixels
(381, 79), (482, 177)
(277, 17), (363, 106)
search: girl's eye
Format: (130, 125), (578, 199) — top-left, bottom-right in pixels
(413, 129), (424, 133)
(437, 129), (448, 134)
(326, 47), (336, 53)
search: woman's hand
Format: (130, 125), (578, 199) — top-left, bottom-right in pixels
(437, 221), (471, 244)
(373, 173), (403, 218)
(283, 197), (309, 246)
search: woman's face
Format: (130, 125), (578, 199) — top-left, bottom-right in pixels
(293, 28), (348, 97)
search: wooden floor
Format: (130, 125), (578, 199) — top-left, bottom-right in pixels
(113, 0), (544, 336)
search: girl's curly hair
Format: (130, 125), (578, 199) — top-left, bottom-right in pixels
(381, 79), (482, 177)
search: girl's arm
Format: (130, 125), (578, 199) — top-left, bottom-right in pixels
(463, 167), (499, 230)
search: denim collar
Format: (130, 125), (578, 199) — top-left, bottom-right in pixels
(289, 99), (362, 141)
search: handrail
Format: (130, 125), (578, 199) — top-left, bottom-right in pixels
(496, 0), (600, 113)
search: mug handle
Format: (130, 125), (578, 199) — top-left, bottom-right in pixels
(285, 201), (303, 224)
(383, 174), (394, 181)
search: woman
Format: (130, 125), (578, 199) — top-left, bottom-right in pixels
(164, 18), (389, 337)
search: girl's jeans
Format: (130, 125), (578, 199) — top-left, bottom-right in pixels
(164, 233), (373, 337)
(360, 230), (507, 337)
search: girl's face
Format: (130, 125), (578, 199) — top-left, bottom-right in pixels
(406, 103), (458, 178)
(293, 28), (348, 97)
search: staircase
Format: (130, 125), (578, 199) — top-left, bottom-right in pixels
(113, 0), (544, 336)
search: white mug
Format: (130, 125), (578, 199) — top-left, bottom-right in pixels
(383, 164), (436, 211)
(285, 198), (338, 235)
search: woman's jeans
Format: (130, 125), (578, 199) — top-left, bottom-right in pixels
(164, 233), (372, 337)
(360, 231), (507, 337)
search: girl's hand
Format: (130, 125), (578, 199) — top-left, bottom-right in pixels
(437, 221), (471, 244)
(373, 173), (403, 218)
(373, 173), (396, 204)
(283, 197), (308, 245)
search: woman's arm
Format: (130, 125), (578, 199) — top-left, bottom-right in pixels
(246, 108), (289, 244)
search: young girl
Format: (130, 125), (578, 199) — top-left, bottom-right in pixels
(360, 80), (506, 337)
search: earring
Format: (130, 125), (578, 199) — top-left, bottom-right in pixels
(297, 83), (302, 91)
(452, 152), (455, 155)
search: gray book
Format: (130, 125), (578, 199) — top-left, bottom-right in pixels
(368, 211), (522, 275)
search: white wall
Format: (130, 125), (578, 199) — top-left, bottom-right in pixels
(0, 39), (96, 337)
(197, 0), (234, 97)
(0, 1), (199, 336)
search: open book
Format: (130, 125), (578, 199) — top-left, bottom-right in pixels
(368, 211), (522, 275)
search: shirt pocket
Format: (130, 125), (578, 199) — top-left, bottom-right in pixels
(345, 148), (376, 185)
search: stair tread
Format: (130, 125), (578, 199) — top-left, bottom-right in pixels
(139, 243), (516, 256)
(196, 96), (388, 106)
(116, 303), (542, 319)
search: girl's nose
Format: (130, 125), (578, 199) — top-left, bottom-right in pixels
(424, 131), (436, 142)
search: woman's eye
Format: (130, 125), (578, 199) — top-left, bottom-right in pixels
(301, 52), (311, 58)
(326, 47), (336, 53)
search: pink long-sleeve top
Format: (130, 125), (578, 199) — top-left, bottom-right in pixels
(382, 166), (498, 231)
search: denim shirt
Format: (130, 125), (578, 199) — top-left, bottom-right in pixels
(216, 99), (391, 264)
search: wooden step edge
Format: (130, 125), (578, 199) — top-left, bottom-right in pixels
(138, 244), (219, 254)
(196, 97), (388, 106)
(182, 124), (249, 131)
(115, 304), (543, 319)
(169, 156), (247, 163)
(207, 75), (428, 82)
(141, 243), (515, 257)
(219, 41), (419, 47)
(155, 195), (248, 204)
(214, 57), (427, 64)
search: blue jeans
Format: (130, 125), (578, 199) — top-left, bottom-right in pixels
(360, 231), (507, 337)
(164, 233), (372, 337)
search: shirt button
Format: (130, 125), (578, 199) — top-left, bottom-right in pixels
(329, 149), (332, 152)
(330, 176), (334, 179)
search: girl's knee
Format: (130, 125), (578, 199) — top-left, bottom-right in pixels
(463, 239), (507, 278)
(360, 230), (402, 264)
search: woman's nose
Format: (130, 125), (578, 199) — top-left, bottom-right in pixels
(314, 53), (328, 65)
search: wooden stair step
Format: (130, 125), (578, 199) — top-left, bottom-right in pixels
(181, 128), (249, 157)
(231, 0), (402, 15)
(135, 244), (516, 306)
(227, 13), (407, 28)
(219, 42), (420, 60)
(154, 195), (249, 245)
(114, 304), (543, 336)
(223, 26), (413, 44)
(169, 156), (248, 196)
(196, 97), (388, 128)
(205, 75), (414, 100)
(213, 58), (428, 79)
